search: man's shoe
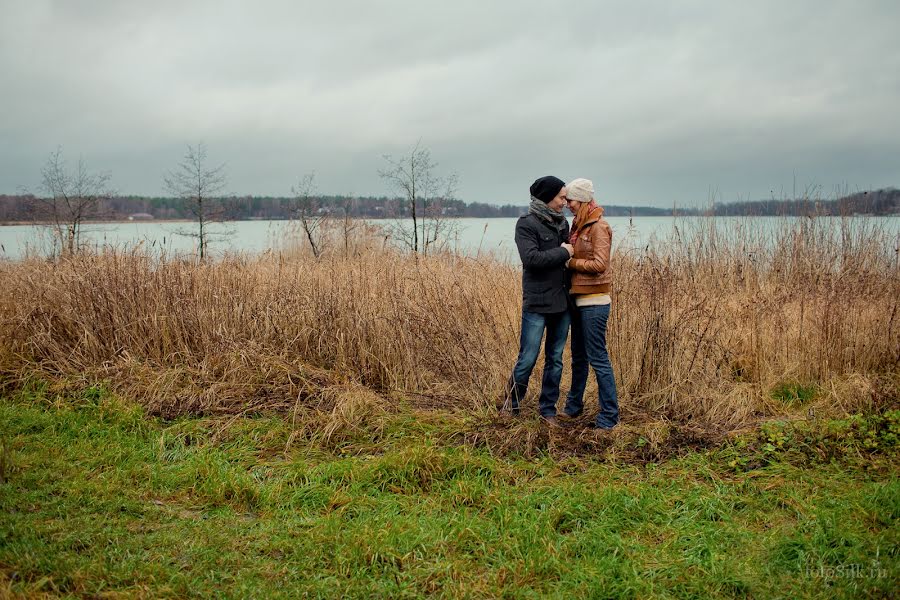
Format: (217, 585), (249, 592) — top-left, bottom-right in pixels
(497, 379), (525, 416)
(495, 393), (519, 416)
(498, 404), (521, 417)
(540, 415), (564, 429)
(558, 410), (582, 420)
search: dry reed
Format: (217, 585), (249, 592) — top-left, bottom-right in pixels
(0, 217), (897, 448)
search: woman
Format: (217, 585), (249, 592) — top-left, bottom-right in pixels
(560, 178), (619, 429)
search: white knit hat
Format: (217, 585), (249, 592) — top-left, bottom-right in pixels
(566, 178), (594, 202)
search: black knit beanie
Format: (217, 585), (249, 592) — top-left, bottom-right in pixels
(529, 175), (565, 203)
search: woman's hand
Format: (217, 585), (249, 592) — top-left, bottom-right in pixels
(561, 243), (574, 257)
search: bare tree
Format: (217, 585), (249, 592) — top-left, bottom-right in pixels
(33, 147), (113, 256)
(378, 141), (459, 256)
(421, 170), (459, 256)
(164, 143), (228, 261)
(340, 196), (361, 256)
(289, 172), (327, 258)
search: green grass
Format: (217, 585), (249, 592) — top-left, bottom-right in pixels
(770, 382), (819, 408)
(1, 385), (897, 599)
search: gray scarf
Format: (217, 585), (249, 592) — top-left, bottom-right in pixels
(529, 197), (566, 233)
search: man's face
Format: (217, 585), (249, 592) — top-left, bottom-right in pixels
(547, 187), (567, 212)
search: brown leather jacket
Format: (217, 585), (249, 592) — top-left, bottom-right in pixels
(569, 205), (612, 295)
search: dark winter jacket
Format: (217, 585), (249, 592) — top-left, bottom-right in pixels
(514, 213), (571, 313)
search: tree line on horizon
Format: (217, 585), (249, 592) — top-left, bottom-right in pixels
(3, 143), (897, 261)
(2, 188), (896, 223)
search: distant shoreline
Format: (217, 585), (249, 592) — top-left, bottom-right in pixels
(1, 214), (896, 226)
(0, 219), (195, 226)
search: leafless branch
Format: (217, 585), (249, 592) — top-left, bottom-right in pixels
(31, 146), (114, 256)
(164, 143), (229, 260)
(289, 172), (327, 259)
(378, 141), (458, 256)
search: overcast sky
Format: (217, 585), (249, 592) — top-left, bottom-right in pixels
(1, 0), (898, 206)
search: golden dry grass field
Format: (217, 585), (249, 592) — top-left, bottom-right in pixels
(1, 217), (896, 459)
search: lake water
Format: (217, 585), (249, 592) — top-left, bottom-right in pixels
(1, 216), (897, 261)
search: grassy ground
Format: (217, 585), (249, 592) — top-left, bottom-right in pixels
(1, 384), (897, 599)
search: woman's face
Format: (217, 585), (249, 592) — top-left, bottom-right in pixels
(565, 197), (580, 214)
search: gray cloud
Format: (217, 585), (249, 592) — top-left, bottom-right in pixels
(1, 0), (898, 205)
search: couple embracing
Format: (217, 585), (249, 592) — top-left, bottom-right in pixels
(500, 175), (619, 430)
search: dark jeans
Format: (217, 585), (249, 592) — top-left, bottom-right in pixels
(565, 303), (619, 428)
(507, 310), (571, 417)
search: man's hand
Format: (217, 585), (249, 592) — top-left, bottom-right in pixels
(561, 243), (574, 257)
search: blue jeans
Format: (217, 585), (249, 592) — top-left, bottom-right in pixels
(508, 310), (571, 417)
(565, 304), (619, 428)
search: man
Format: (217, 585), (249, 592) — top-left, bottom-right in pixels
(500, 175), (574, 427)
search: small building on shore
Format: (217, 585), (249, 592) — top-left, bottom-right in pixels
(128, 213), (154, 221)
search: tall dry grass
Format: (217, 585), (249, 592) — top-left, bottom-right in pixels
(610, 217), (899, 429)
(0, 217), (897, 438)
